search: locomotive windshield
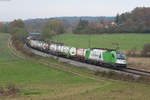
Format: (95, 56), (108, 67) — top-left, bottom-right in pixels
(116, 52), (126, 60)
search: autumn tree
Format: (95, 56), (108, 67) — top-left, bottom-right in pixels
(8, 19), (28, 43)
(8, 19), (26, 34)
(88, 22), (105, 34)
(41, 20), (66, 40)
(73, 20), (89, 34)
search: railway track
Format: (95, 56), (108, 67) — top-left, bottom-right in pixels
(25, 44), (150, 77)
(122, 68), (150, 76)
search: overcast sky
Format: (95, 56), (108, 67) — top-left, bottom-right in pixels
(0, 0), (150, 21)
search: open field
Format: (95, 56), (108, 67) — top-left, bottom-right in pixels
(1, 33), (150, 100)
(52, 33), (150, 50)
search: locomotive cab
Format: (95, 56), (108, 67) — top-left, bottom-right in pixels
(115, 51), (127, 68)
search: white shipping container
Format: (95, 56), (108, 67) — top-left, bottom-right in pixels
(42, 42), (48, 49)
(49, 44), (57, 52)
(43, 43), (49, 50)
(60, 46), (64, 53)
(30, 40), (48, 50)
(56, 45), (63, 52)
(30, 40), (39, 48)
(69, 47), (76, 56)
(77, 48), (86, 57)
(63, 46), (70, 55)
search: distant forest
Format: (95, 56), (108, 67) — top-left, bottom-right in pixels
(24, 17), (115, 33)
(73, 7), (150, 34)
(0, 7), (150, 34)
(115, 7), (150, 33)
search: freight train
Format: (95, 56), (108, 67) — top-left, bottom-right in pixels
(26, 37), (127, 68)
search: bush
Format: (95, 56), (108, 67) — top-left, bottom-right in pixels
(107, 70), (116, 76)
(94, 71), (101, 76)
(0, 84), (20, 97)
(127, 47), (137, 57)
(141, 44), (150, 57)
(11, 27), (28, 43)
(12, 40), (37, 58)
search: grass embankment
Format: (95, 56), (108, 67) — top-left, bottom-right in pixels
(0, 34), (97, 99)
(0, 33), (150, 100)
(52, 33), (150, 50)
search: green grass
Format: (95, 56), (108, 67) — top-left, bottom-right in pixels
(0, 61), (95, 86)
(1, 33), (150, 100)
(0, 33), (97, 97)
(52, 33), (150, 50)
(0, 34), (20, 62)
(0, 33), (95, 85)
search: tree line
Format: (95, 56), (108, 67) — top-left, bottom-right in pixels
(115, 7), (150, 33)
(24, 17), (114, 33)
(1, 7), (150, 37)
(0, 19), (28, 43)
(0, 19), (66, 42)
(73, 7), (150, 34)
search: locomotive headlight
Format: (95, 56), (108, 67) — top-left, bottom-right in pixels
(116, 59), (126, 64)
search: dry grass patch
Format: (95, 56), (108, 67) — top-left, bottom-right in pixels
(8, 82), (104, 100)
(127, 57), (150, 72)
